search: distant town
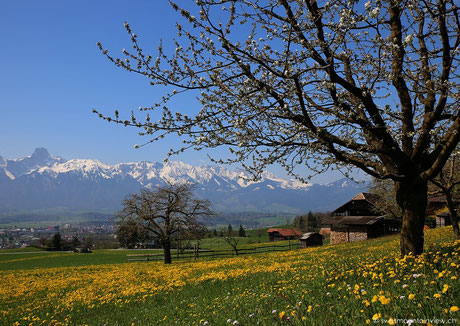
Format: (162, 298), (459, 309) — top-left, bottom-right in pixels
(0, 223), (115, 250)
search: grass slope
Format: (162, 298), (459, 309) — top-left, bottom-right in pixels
(0, 249), (163, 270)
(0, 227), (459, 325)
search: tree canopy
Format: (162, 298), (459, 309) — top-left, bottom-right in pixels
(96, 0), (459, 255)
(117, 183), (213, 263)
(116, 219), (151, 249)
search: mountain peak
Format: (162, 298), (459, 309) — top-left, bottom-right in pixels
(31, 147), (50, 161)
(1, 148), (65, 179)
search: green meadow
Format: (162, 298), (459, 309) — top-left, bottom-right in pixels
(0, 227), (459, 326)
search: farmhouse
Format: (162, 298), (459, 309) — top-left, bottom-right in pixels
(332, 192), (380, 216)
(426, 195), (459, 227)
(324, 192), (400, 244)
(426, 195), (451, 215)
(299, 232), (323, 248)
(267, 228), (302, 242)
(435, 212), (451, 227)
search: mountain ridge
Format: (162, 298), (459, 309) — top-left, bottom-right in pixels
(0, 148), (368, 214)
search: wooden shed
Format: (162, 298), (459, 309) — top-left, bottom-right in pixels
(299, 232), (323, 248)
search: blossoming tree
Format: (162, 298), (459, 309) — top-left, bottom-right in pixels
(95, 0), (460, 256)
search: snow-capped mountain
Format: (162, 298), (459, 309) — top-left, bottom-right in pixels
(1, 147), (65, 180)
(0, 148), (367, 213)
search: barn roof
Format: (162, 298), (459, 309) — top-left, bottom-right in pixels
(300, 232), (323, 240)
(333, 192), (381, 214)
(267, 228), (302, 236)
(352, 192), (381, 206)
(323, 215), (384, 226)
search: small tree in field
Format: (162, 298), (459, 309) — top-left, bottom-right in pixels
(96, 1), (460, 255)
(238, 224), (246, 237)
(52, 233), (62, 250)
(227, 224), (234, 236)
(224, 236), (240, 256)
(293, 214), (308, 232)
(307, 211), (318, 231)
(72, 236), (81, 249)
(117, 183), (214, 264)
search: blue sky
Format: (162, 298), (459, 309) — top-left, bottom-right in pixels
(0, 0), (363, 184)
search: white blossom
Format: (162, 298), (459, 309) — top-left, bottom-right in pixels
(370, 7), (380, 18)
(404, 34), (414, 44)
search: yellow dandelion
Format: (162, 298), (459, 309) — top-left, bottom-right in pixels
(378, 295), (391, 305)
(442, 284), (449, 293)
(408, 294), (415, 300)
(450, 306), (459, 312)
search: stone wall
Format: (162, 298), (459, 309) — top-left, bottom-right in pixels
(330, 226), (348, 244)
(348, 225), (368, 242)
(330, 225), (369, 244)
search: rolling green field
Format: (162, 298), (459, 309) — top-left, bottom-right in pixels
(0, 239), (294, 270)
(1, 227), (459, 325)
(0, 248), (166, 270)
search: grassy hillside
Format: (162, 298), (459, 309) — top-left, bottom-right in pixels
(1, 227), (459, 325)
(0, 248), (163, 271)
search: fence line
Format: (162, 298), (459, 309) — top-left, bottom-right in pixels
(127, 243), (298, 262)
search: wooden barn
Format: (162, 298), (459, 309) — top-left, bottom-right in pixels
(426, 195), (459, 228)
(324, 215), (386, 244)
(426, 196), (450, 216)
(435, 212), (452, 227)
(325, 192), (400, 244)
(299, 232), (323, 248)
(333, 192), (381, 216)
(267, 228), (302, 242)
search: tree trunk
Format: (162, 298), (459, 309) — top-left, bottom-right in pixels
(396, 180), (428, 256)
(162, 240), (172, 264)
(445, 193), (460, 239)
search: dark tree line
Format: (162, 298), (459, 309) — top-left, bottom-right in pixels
(292, 211), (328, 232)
